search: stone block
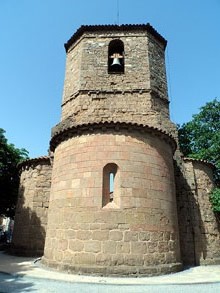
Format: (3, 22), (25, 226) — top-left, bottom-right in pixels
(96, 253), (111, 265)
(111, 254), (124, 266)
(147, 241), (158, 253)
(84, 240), (101, 253)
(69, 239), (84, 251)
(58, 239), (68, 251)
(139, 231), (151, 241)
(124, 254), (144, 266)
(143, 254), (155, 266)
(151, 231), (163, 241)
(102, 241), (116, 254)
(74, 252), (95, 265)
(92, 230), (109, 241)
(65, 229), (76, 239)
(109, 230), (123, 241)
(124, 231), (138, 242)
(131, 241), (147, 254)
(77, 230), (92, 240)
(116, 242), (130, 253)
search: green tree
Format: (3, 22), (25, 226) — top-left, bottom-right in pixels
(0, 128), (29, 217)
(178, 98), (220, 183)
(209, 188), (220, 213)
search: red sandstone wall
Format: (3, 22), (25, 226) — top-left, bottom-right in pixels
(43, 131), (181, 275)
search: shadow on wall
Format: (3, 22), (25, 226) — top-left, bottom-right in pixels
(174, 160), (207, 267)
(216, 214), (220, 231)
(10, 185), (46, 257)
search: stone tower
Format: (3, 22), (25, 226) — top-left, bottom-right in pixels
(42, 24), (182, 276)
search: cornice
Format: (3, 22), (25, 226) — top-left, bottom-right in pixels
(64, 23), (167, 52)
(183, 157), (215, 169)
(61, 89), (169, 107)
(18, 156), (51, 170)
(50, 121), (176, 153)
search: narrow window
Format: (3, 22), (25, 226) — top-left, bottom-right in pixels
(109, 172), (114, 202)
(102, 163), (118, 207)
(108, 39), (124, 74)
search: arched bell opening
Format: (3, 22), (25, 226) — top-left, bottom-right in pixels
(108, 39), (124, 73)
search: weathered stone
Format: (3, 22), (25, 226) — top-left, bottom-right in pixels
(84, 241), (101, 253)
(77, 230), (92, 240)
(92, 230), (109, 241)
(124, 231), (138, 242)
(69, 240), (84, 251)
(12, 157), (52, 256)
(14, 24), (220, 277)
(102, 241), (117, 254)
(139, 231), (151, 241)
(175, 158), (220, 266)
(109, 230), (123, 241)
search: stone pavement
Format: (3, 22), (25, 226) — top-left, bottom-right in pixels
(0, 251), (220, 285)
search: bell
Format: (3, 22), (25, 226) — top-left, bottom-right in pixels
(111, 57), (121, 67)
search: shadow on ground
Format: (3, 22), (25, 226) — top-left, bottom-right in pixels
(0, 271), (35, 293)
(0, 249), (35, 292)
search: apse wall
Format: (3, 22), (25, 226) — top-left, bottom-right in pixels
(42, 128), (181, 276)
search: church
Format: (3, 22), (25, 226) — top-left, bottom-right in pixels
(12, 24), (220, 276)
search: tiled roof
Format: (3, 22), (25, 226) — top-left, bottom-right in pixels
(64, 23), (167, 51)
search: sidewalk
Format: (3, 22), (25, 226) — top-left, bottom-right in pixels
(0, 251), (220, 285)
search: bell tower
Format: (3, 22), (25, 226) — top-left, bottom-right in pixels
(43, 24), (182, 276)
(52, 24), (175, 136)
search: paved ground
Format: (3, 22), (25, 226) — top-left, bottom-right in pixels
(1, 274), (220, 293)
(0, 251), (220, 292)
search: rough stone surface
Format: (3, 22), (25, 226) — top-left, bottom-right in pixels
(52, 28), (176, 138)
(175, 156), (220, 266)
(12, 157), (52, 256)
(13, 24), (220, 275)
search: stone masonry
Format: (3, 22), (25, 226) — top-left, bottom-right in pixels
(13, 24), (220, 275)
(43, 129), (181, 275)
(40, 24), (182, 276)
(53, 25), (177, 138)
(176, 157), (220, 266)
(12, 157), (52, 256)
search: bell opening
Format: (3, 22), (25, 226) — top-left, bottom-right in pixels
(108, 39), (124, 74)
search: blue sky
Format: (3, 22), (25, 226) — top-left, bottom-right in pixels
(0, 0), (219, 158)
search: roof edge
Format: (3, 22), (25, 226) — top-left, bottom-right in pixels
(64, 23), (167, 52)
(18, 156), (51, 169)
(183, 157), (215, 169)
(50, 121), (176, 153)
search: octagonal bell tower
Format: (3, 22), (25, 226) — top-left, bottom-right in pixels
(52, 24), (176, 135)
(43, 24), (182, 276)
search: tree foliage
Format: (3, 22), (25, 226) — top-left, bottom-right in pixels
(178, 98), (220, 184)
(0, 128), (29, 217)
(209, 188), (220, 213)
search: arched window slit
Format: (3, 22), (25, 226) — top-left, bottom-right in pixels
(102, 163), (118, 207)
